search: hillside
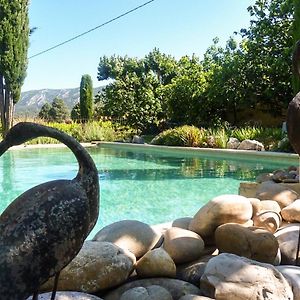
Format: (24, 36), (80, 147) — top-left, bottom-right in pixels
(16, 86), (103, 116)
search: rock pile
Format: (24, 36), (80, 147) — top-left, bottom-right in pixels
(33, 189), (300, 300)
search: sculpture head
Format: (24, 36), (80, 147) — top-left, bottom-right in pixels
(0, 122), (42, 156)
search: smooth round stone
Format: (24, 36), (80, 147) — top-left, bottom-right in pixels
(93, 220), (161, 258)
(200, 253), (293, 300)
(120, 285), (173, 300)
(179, 296), (214, 300)
(276, 265), (300, 300)
(172, 217), (192, 230)
(252, 211), (281, 233)
(274, 223), (300, 264)
(103, 278), (201, 300)
(215, 223), (279, 264)
(42, 241), (135, 293)
(256, 181), (299, 208)
(259, 200), (281, 214)
(281, 199), (300, 222)
(189, 194), (252, 239)
(136, 248), (176, 278)
(163, 227), (205, 264)
(176, 255), (213, 285)
(248, 197), (261, 216)
(27, 292), (103, 299)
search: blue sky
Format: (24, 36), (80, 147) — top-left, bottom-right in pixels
(23, 0), (255, 91)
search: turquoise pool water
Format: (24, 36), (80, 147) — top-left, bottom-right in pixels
(0, 146), (293, 238)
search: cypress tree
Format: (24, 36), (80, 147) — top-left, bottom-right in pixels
(293, 0), (300, 94)
(0, 0), (30, 136)
(80, 74), (94, 122)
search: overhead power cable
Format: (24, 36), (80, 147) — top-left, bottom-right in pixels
(29, 0), (156, 59)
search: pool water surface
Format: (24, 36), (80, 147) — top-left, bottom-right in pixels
(0, 146), (293, 238)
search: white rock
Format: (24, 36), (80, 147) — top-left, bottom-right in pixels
(200, 253), (293, 300)
(237, 139), (265, 151)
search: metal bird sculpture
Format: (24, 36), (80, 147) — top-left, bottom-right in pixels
(0, 122), (99, 300)
(287, 41), (300, 267)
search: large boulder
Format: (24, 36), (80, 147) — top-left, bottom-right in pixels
(237, 139), (264, 151)
(93, 220), (161, 258)
(200, 253), (293, 300)
(281, 199), (300, 222)
(103, 278), (201, 300)
(277, 265), (300, 300)
(189, 195), (252, 239)
(27, 292), (103, 300)
(136, 248), (176, 278)
(274, 223), (300, 264)
(42, 241), (135, 293)
(256, 181), (298, 208)
(163, 227), (205, 264)
(120, 285), (173, 300)
(215, 223), (279, 264)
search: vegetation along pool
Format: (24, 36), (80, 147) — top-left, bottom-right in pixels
(0, 145), (297, 238)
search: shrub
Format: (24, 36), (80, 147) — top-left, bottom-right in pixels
(151, 125), (205, 147)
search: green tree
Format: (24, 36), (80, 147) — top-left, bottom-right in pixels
(0, 0), (30, 136)
(49, 97), (69, 122)
(97, 51), (172, 132)
(293, 0), (300, 93)
(80, 74), (94, 122)
(71, 103), (81, 121)
(239, 0), (294, 114)
(38, 102), (52, 120)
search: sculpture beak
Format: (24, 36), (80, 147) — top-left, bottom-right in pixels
(0, 140), (9, 156)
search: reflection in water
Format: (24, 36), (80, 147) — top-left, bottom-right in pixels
(0, 151), (16, 209)
(0, 146), (294, 237)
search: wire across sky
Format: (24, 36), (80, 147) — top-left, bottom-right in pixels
(29, 0), (156, 59)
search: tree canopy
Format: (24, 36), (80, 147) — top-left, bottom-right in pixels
(96, 0), (294, 132)
(80, 74), (94, 122)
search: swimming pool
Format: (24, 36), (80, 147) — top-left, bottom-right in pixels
(0, 145), (296, 238)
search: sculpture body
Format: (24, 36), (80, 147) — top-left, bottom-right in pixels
(0, 122), (99, 300)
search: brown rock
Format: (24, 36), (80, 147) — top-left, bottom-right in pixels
(281, 199), (300, 222)
(248, 197), (261, 216)
(256, 181), (298, 208)
(189, 194), (252, 239)
(200, 253), (293, 300)
(259, 200), (281, 214)
(103, 278), (201, 300)
(93, 220), (161, 258)
(252, 211), (281, 233)
(42, 241), (135, 293)
(215, 223), (279, 264)
(163, 227), (205, 264)
(136, 248), (176, 278)
(172, 217), (192, 230)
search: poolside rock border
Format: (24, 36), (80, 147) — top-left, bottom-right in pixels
(39, 173), (300, 299)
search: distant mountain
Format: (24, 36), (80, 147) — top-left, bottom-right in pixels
(16, 86), (104, 116)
